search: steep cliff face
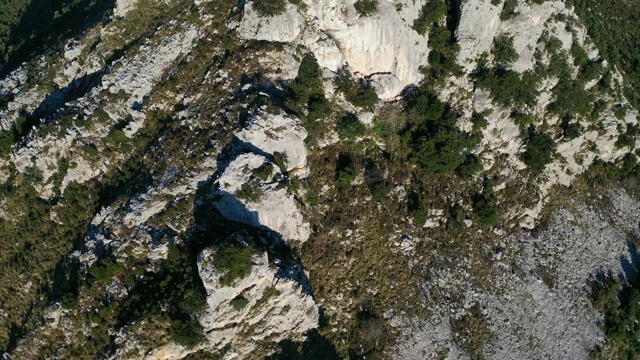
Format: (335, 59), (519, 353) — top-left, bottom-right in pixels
(1, 0), (639, 358)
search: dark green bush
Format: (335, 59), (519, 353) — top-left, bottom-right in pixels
(214, 244), (254, 286)
(252, 0), (287, 17)
(547, 73), (594, 118)
(521, 128), (556, 174)
(170, 319), (205, 348)
(235, 181), (263, 203)
(230, 296), (249, 311)
(403, 93), (478, 175)
(253, 162), (274, 181)
(500, 0), (518, 20)
(591, 273), (640, 359)
(334, 71), (378, 110)
(616, 123), (638, 149)
(560, 117), (582, 139)
(472, 194), (498, 226)
(413, 0), (447, 35)
(476, 68), (540, 108)
(492, 35), (519, 66)
(456, 154), (483, 179)
(354, 0), (377, 17)
(336, 112), (366, 140)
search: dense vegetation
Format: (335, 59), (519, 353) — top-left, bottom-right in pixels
(591, 269), (640, 358)
(0, 0), (114, 75)
(572, 0), (640, 108)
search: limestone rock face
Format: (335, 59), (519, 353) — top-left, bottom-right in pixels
(236, 110), (309, 178)
(237, 0), (430, 100)
(197, 241), (318, 358)
(213, 152), (311, 242)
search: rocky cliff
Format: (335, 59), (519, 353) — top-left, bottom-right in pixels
(1, 0), (639, 358)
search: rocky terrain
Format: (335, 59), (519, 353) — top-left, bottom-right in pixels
(0, 0), (639, 358)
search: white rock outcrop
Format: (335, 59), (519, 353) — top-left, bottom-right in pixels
(236, 109), (309, 178)
(238, 0), (430, 100)
(213, 153), (311, 242)
(197, 243), (318, 358)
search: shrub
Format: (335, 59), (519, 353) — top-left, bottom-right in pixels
(170, 319), (205, 348)
(547, 73), (594, 118)
(252, 0), (287, 17)
(334, 71), (378, 110)
(456, 154), (483, 179)
(615, 123), (638, 149)
(214, 244), (254, 286)
(413, 0), (447, 35)
(521, 129), (556, 174)
(288, 54), (333, 122)
(492, 35), (519, 66)
(472, 192), (498, 226)
(500, 0), (518, 20)
(476, 67), (540, 108)
(591, 273), (640, 359)
(230, 296), (249, 311)
(560, 117), (582, 140)
(235, 181), (263, 203)
(253, 162), (274, 181)
(403, 94), (477, 175)
(336, 112), (366, 140)
(354, 0), (377, 17)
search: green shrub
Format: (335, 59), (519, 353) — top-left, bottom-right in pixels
(500, 0), (518, 20)
(476, 68), (540, 108)
(570, 40), (589, 68)
(521, 129), (556, 174)
(230, 296), (249, 311)
(560, 117), (582, 140)
(334, 71), (378, 110)
(591, 273), (640, 359)
(354, 0), (377, 17)
(215, 244), (254, 286)
(473, 194), (498, 226)
(170, 319), (205, 348)
(547, 73), (594, 118)
(413, 0), (447, 35)
(253, 162), (274, 181)
(615, 123), (638, 149)
(235, 181), (263, 203)
(252, 0), (287, 17)
(336, 112), (366, 140)
(492, 35), (519, 66)
(403, 93), (477, 175)
(91, 260), (126, 282)
(288, 54), (333, 123)
(456, 154), (483, 179)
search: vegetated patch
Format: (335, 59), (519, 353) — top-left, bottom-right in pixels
(334, 70), (378, 111)
(492, 34), (519, 67)
(252, 0), (287, 17)
(450, 303), (493, 360)
(500, 0), (519, 20)
(413, 0), (447, 36)
(335, 112), (366, 141)
(230, 296), (249, 311)
(353, 0), (377, 17)
(214, 243), (254, 286)
(521, 127), (556, 175)
(573, 0), (640, 109)
(235, 181), (264, 203)
(590, 268), (640, 359)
